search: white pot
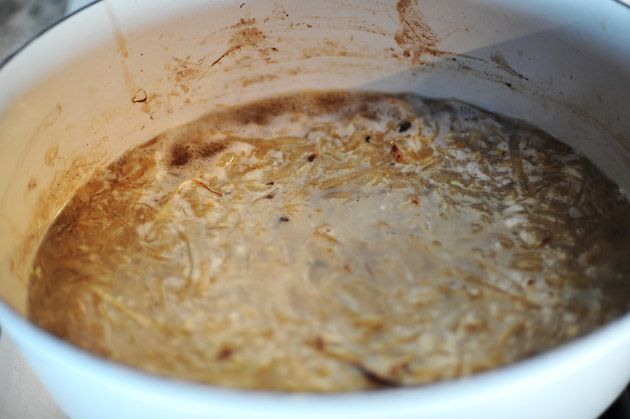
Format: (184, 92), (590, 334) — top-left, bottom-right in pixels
(0, 0), (628, 418)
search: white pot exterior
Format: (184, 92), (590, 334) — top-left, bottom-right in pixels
(0, 1), (628, 418)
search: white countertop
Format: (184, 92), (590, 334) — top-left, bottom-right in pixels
(0, 328), (65, 418)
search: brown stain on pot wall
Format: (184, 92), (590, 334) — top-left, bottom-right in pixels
(15, 153), (107, 292)
(112, 21), (129, 59)
(165, 17), (269, 94)
(395, 0), (445, 63)
(301, 39), (353, 59)
(163, 15), (287, 94)
(105, 3), (153, 113)
(230, 18), (265, 46)
(198, 90), (386, 127)
(104, 0), (129, 60)
(241, 74), (278, 87)
(27, 178), (38, 191)
(172, 56), (203, 83)
(490, 52), (528, 81)
(44, 145), (59, 167)
(211, 18), (266, 68)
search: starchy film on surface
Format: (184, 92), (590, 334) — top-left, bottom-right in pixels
(29, 91), (630, 391)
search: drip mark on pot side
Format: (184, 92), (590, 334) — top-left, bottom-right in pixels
(105, 2), (153, 112)
(490, 52), (529, 81)
(210, 18), (266, 68)
(395, 0), (445, 64)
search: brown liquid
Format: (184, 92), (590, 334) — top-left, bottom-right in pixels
(29, 92), (630, 391)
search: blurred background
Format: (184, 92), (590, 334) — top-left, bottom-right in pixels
(0, 0), (66, 61)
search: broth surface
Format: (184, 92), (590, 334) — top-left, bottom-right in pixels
(29, 92), (630, 391)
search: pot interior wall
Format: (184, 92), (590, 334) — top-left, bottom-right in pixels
(0, 0), (629, 314)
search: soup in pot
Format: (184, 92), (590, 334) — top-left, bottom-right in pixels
(29, 91), (630, 391)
